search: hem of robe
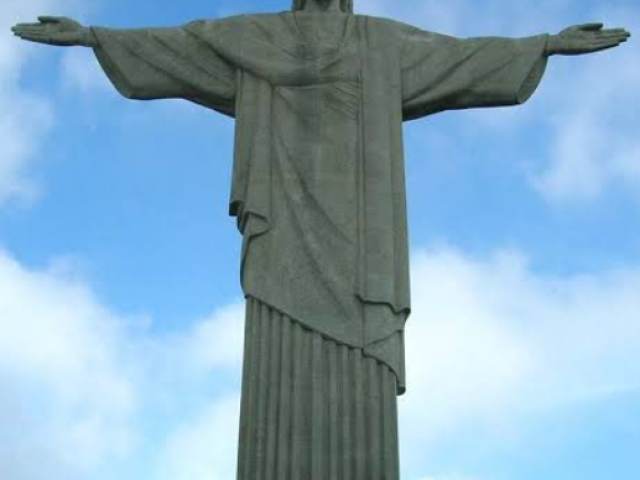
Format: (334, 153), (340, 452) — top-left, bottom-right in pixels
(238, 296), (401, 480)
(243, 293), (407, 395)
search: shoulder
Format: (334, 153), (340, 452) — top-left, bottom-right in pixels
(352, 14), (441, 47)
(185, 13), (279, 29)
(354, 15), (416, 35)
(183, 14), (277, 44)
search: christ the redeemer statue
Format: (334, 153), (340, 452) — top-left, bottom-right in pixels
(13, 0), (630, 478)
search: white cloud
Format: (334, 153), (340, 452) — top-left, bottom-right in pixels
(401, 246), (640, 473)
(0, 248), (138, 478)
(0, 0), (104, 207)
(533, 13), (640, 204)
(0, 1), (247, 477)
(4, 241), (638, 480)
(185, 302), (245, 371)
(0, 90), (52, 205)
(0, 245), (245, 480)
(157, 394), (240, 480)
(0, 0), (72, 206)
(0, 2), (131, 475)
(0, 0), (102, 208)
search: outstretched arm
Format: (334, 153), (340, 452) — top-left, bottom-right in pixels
(12, 16), (236, 116)
(401, 22), (631, 121)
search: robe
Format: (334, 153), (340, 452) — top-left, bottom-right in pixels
(91, 11), (548, 395)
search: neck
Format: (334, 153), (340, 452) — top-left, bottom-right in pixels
(302, 0), (343, 12)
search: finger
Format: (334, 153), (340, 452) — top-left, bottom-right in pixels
(577, 22), (604, 31)
(595, 32), (632, 41)
(596, 29), (631, 38)
(13, 30), (48, 39)
(12, 22), (43, 31)
(581, 22), (604, 31)
(13, 28), (45, 38)
(590, 43), (622, 53)
(12, 25), (48, 34)
(15, 32), (53, 44)
(590, 40), (625, 50)
(38, 16), (62, 24)
(593, 37), (626, 45)
(19, 37), (55, 45)
(594, 35), (629, 44)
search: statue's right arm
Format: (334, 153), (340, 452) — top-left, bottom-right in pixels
(12, 16), (237, 117)
(12, 16), (95, 47)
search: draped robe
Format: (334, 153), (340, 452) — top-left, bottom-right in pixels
(91, 11), (548, 395)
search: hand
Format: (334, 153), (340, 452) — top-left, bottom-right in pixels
(547, 23), (631, 56)
(11, 16), (95, 47)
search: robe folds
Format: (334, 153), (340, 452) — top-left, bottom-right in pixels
(91, 12), (548, 395)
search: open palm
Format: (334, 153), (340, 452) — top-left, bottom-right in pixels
(551, 23), (631, 55)
(11, 16), (89, 47)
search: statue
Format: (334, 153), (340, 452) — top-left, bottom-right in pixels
(12, 0), (630, 478)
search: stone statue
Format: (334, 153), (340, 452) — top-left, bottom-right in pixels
(13, 0), (630, 478)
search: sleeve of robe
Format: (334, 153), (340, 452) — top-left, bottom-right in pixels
(401, 27), (549, 120)
(90, 21), (236, 117)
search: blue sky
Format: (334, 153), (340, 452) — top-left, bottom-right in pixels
(1, 0), (639, 479)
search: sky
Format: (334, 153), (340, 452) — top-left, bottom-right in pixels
(1, 0), (639, 479)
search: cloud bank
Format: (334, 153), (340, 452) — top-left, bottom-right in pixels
(401, 246), (640, 476)
(0, 0), (73, 206)
(0, 247), (245, 479)
(1, 244), (639, 479)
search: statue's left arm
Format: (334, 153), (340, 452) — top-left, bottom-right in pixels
(401, 22), (630, 121)
(12, 16), (237, 117)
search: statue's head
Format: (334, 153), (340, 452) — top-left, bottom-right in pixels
(292, 0), (354, 13)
